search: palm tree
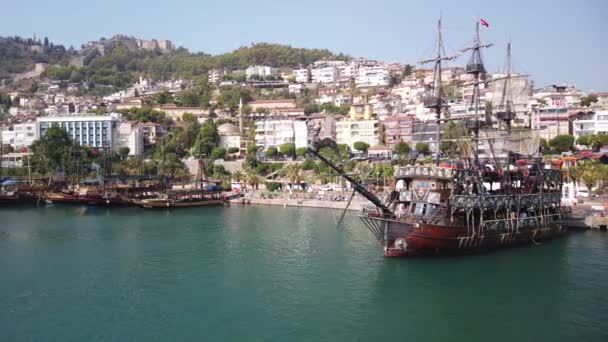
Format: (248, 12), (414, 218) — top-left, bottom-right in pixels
(244, 169), (263, 190)
(232, 170), (244, 183)
(282, 164), (302, 192)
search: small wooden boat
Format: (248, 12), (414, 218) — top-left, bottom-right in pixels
(135, 190), (224, 208)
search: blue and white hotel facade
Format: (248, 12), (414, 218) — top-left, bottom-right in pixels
(37, 115), (117, 149)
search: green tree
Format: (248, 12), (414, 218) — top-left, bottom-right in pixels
(548, 135), (575, 153)
(281, 164), (303, 191)
(393, 140), (410, 156)
(211, 147), (226, 160)
(193, 119), (219, 156)
(415, 142), (430, 155)
(279, 143), (296, 159)
(581, 95), (598, 107)
(353, 141), (370, 153)
(247, 144), (259, 154)
(540, 138), (551, 154)
(118, 147), (130, 159)
(302, 157), (316, 170)
(577, 134), (608, 152)
(256, 107), (268, 115)
(266, 146), (278, 158)
(181, 112), (198, 123)
(153, 91), (174, 105)
(228, 147), (240, 154)
(30, 127), (76, 175)
(296, 147), (308, 157)
(570, 160), (608, 193)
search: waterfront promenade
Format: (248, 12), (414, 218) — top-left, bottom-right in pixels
(230, 190), (376, 211)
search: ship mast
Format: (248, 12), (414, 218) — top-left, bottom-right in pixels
(498, 42), (515, 130)
(461, 20), (493, 165)
(420, 17), (459, 165)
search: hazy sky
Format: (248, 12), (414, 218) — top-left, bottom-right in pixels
(2, 0), (606, 91)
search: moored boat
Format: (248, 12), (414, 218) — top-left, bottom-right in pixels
(135, 189), (224, 208)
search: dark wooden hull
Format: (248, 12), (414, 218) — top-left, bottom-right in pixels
(360, 216), (566, 257)
(0, 193), (41, 206)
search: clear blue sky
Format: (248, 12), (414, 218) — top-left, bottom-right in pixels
(2, 0), (606, 91)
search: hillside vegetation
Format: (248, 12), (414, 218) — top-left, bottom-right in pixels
(0, 36), (73, 79)
(0, 35), (349, 91)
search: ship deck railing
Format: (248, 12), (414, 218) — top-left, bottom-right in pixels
(481, 213), (562, 231)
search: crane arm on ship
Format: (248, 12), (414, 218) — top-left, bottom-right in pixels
(307, 138), (394, 217)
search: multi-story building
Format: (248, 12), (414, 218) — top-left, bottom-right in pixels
(255, 118), (308, 149)
(336, 119), (380, 150)
(113, 121), (144, 156)
(293, 68), (310, 83)
(208, 69), (227, 84)
(592, 92), (608, 108)
(572, 109), (608, 139)
(311, 66), (338, 84)
(1, 122), (38, 149)
(533, 85), (582, 139)
(349, 102), (374, 120)
(37, 115), (117, 149)
(412, 122), (440, 153)
(246, 65), (278, 80)
(334, 94), (353, 107)
(356, 65), (391, 88)
(306, 113), (335, 140)
(141, 122), (162, 145)
(370, 93), (402, 120)
(248, 99), (299, 117)
(383, 114), (419, 149)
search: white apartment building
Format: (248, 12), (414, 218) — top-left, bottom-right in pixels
(246, 65), (278, 79)
(208, 69), (227, 84)
(311, 66), (338, 84)
(113, 121), (144, 156)
(293, 68), (310, 83)
(37, 115), (118, 149)
(255, 119), (309, 150)
(336, 119), (380, 150)
(356, 65), (390, 88)
(1, 122), (38, 149)
(572, 109), (608, 139)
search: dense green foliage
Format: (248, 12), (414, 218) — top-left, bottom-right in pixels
(117, 107), (172, 124)
(296, 147), (308, 157)
(569, 160), (608, 192)
(26, 37), (348, 91)
(29, 127), (93, 177)
(548, 135), (575, 153)
(581, 95), (598, 107)
(577, 134), (608, 151)
(415, 142), (430, 155)
(304, 103), (350, 115)
(265, 146), (278, 158)
(192, 119), (219, 157)
(393, 140), (410, 156)
(353, 141), (370, 152)
(279, 143), (296, 158)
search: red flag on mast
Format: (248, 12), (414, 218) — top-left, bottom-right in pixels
(480, 18), (489, 27)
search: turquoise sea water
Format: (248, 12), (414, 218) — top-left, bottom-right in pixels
(0, 205), (607, 341)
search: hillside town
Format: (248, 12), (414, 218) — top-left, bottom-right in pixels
(1, 35), (607, 198)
